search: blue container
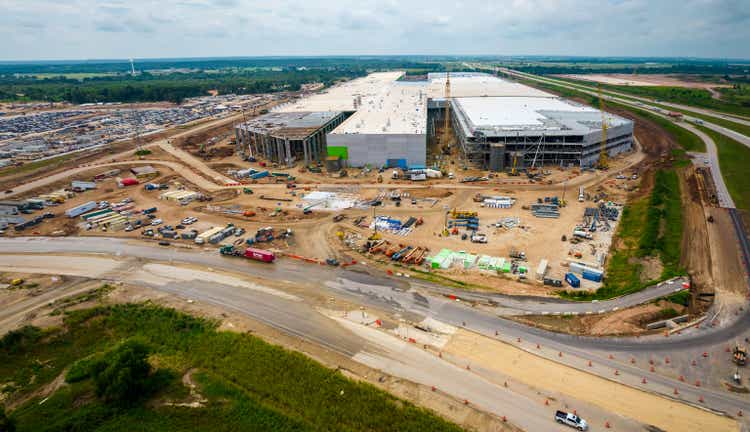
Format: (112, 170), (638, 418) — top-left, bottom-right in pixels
(250, 170), (270, 179)
(565, 272), (581, 288)
(387, 159), (408, 169)
(582, 269), (603, 282)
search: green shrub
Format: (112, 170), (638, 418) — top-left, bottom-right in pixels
(91, 340), (154, 405)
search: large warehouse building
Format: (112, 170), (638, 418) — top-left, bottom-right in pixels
(235, 72), (633, 170)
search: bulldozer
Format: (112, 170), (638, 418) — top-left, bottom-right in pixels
(733, 343), (747, 366)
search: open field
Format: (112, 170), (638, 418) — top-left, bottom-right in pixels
(558, 74), (732, 89)
(2, 303), (465, 432)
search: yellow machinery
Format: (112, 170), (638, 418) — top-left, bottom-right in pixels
(597, 84), (609, 170)
(451, 209), (477, 219)
(510, 152), (519, 176)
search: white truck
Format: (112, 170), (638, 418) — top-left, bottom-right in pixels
(555, 410), (588, 430)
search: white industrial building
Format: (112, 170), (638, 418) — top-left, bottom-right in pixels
(235, 71), (633, 170)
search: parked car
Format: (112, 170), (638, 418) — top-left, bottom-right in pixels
(158, 241), (170, 246)
(151, 219), (163, 226)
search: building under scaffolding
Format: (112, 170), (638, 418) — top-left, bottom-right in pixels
(234, 111), (348, 166)
(450, 96), (633, 170)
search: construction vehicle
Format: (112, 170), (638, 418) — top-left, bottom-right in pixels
(733, 344), (747, 366)
(441, 70), (453, 154)
(332, 214), (346, 222)
(219, 244), (275, 263)
(509, 248), (527, 260)
(451, 209), (478, 219)
(243, 187), (254, 194)
(509, 152), (520, 176)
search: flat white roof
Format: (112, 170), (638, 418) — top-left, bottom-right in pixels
(277, 71), (404, 113)
(426, 73), (552, 98)
(453, 96), (630, 134)
(330, 83), (426, 135)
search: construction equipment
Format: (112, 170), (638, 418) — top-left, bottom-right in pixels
(451, 209), (478, 219)
(509, 152), (520, 176)
(733, 343), (747, 366)
(597, 84), (609, 170)
(441, 71), (453, 154)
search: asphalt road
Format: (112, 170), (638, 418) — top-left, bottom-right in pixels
(2, 237), (749, 423)
(0, 236), (685, 315)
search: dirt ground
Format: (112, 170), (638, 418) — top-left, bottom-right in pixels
(557, 74), (731, 89)
(443, 329), (738, 432)
(513, 299), (687, 336)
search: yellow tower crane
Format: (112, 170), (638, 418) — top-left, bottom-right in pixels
(441, 71), (453, 154)
(597, 84), (609, 170)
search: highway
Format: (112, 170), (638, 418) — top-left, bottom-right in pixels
(1, 237), (749, 424)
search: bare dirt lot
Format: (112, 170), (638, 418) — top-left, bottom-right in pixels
(558, 74), (731, 89)
(443, 329), (738, 432)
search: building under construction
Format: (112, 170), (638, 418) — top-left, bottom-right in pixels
(234, 111), (348, 166)
(449, 96), (634, 170)
(235, 72), (633, 170)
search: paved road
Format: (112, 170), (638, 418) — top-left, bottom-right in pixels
(2, 237), (749, 423)
(0, 236), (685, 315)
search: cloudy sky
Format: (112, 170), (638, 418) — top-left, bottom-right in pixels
(1, 0), (748, 61)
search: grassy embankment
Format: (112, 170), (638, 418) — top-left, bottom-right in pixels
(1, 303), (463, 432)
(551, 76), (750, 138)
(517, 78), (690, 300)
(694, 125), (750, 211)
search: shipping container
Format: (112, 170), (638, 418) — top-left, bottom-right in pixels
(244, 247), (275, 263)
(250, 170), (270, 179)
(118, 178), (139, 187)
(582, 269), (603, 282)
(71, 180), (97, 191)
(565, 272), (580, 288)
(65, 201), (97, 218)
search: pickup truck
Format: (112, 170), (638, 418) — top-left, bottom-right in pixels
(555, 411), (588, 430)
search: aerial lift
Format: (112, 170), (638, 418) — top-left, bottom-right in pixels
(441, 71), (454, 154)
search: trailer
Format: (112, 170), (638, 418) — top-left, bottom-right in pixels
(65, 201), (97, 218)
(219, 244), (275, 263)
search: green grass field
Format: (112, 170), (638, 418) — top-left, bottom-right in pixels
(695, 125), (750, 211)
(2, 303), (463, 432)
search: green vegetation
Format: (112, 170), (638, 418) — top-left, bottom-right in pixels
(1, 303), (463, 432)
(550, 76), (750, 137)
(134, 149), (152, 156)
(656, 307), (681, 320)
(0, 152), (80, 177)
(664, 290), (691, 307)
(591, 84), (750, 118)
(560, 170), (685, 301)
(695, 125), (750, 211)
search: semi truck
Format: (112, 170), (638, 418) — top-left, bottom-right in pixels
(219, 245), (275, 263)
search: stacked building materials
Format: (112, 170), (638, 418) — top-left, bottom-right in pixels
(530, 203), (560, 218)
(482, 196), (515, 209)
(536, 259), (549, 280)
(477, 255), (505, 271)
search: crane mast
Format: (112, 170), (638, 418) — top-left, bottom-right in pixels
(441, 71), (453, 154)
(597, 84), (609, 169)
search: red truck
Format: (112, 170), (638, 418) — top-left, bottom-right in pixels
(220, 244), (275, 263)
(244, 247), (275, 263)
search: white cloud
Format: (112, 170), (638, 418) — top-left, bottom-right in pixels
(0, 0), (747, 60)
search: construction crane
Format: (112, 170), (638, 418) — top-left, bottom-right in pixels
(597, 84), (609, 170)
(441, 71), (453, 154)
